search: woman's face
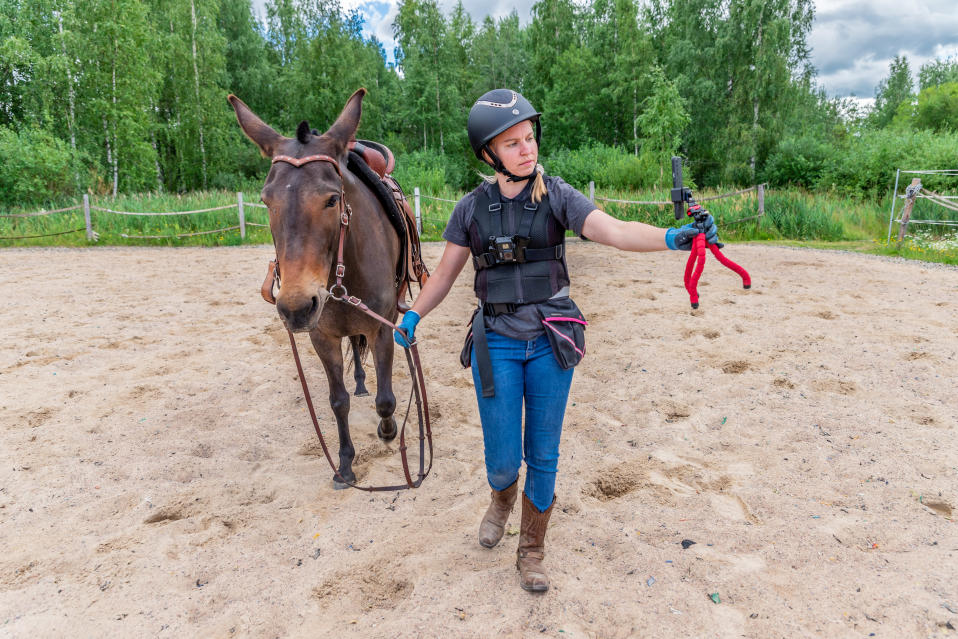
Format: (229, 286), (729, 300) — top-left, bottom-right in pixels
(488, 120), (537, 176)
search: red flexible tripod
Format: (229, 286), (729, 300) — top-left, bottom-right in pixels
(671, 157), (751, 309)
(681, 202), (751, 308)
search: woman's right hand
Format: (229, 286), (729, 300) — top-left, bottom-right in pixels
(394, 310), (421, 348)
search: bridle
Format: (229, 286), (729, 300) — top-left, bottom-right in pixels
(267, 153), (433, 491)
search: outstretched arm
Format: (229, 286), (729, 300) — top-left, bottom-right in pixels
(581, 209), (669, 252)
(581, 208), (720, 252)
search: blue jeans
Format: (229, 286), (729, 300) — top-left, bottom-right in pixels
(471, 331), (574, 512)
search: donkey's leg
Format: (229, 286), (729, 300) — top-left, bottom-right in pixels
(349, 335), (369, 397)
(310, 332), (356, 489)
(370, 324), (398, 442)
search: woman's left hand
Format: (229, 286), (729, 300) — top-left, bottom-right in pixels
(667, 213), (723, 250)
(695, 213), (722, 247)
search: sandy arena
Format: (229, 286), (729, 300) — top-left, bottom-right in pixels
(1, 241), (956, 638)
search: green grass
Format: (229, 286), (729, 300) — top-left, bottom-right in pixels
(0, 190), (270, 247)
(3, 185), (956, 267)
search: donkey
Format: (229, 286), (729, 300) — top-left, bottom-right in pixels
(228, 89), (400, 488)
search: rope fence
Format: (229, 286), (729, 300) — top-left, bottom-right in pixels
(0, 204), (83, 218)
(1, 227), (88, 240)
(418, 194), (458, 204)
(4, 180), (769, 243)
(0, 192), (264, 242)
(120, 225), (242, 239)
(91, 203), (237, 216)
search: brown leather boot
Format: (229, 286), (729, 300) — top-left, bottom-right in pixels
(516, 492), (555, 592)
(478, 479), (518, 548)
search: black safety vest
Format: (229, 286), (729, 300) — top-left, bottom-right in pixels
(466, 182), (569, 305)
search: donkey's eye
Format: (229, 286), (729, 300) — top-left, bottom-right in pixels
(325, 195), (340, 208)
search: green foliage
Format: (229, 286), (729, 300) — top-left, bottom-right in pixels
(2, 0), (956, 221)
(0, 125), (78, 206)
(391, 149), (472, 194)
(918, 56), (958, 90)
(761, 190), (845, 240)
(870, 55), (913, 130)
(914, 82), (958, 132)
(637, 66), (690, 185)
(764, 136), (832, 188)
(541, 143), (657, 190)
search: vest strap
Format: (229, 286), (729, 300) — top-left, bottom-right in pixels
(471, 309), (496, 397)
(472, 241), (563, 270)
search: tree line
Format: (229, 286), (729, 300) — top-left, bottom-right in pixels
(2, 0), (957, 209)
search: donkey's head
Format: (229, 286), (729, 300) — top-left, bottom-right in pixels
(228, 89), (366, 332)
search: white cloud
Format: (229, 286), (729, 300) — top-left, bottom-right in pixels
(810, 0), (958, 96)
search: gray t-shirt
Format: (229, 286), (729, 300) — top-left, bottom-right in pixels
(442, 176), (596, 340)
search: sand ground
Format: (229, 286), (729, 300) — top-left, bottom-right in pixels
(1, 241), (956, 638)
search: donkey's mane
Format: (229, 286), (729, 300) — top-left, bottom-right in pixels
(296, 120), (311, 145)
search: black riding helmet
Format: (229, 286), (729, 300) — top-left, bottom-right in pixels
(467, 89), (542, 182)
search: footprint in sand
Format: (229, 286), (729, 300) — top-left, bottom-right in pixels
(313, 560), (413, 611)
(709, 494), (761, 524)
(586, 453), (760, 523)
(922, 499), (953, 518)
(812, 379), (858, 395)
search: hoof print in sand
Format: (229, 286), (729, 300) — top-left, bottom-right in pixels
(720, 360), (750, 374)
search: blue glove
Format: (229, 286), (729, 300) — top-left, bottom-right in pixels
(394, 310), (421, 348)
(665, 213), (723, 250)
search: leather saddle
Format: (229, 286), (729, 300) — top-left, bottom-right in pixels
(349, 139), (395, 179)
(348, 139), (429, 312)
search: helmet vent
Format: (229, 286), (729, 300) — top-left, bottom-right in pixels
(476, 91), (518, 109)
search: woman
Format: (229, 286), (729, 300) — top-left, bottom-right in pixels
(394, 89), (719, 592)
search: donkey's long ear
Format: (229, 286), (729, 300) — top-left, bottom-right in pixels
(228, 94), (284, 158)
(325, 88), (366, 151)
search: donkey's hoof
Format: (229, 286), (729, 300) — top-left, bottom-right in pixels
(354, 385), (369, 397)
(332, 471), (355, 490)
(377, 417), (398, 442)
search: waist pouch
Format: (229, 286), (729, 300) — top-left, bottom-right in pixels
(537, 297), (588, 369)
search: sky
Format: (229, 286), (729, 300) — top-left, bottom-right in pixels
(251, 0), (958, 103)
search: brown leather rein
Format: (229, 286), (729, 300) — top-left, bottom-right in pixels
(265, 153), (433, 492)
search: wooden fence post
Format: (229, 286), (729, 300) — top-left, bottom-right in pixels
(83, 194), (93, 241)
(589, 181), (595, 204)
(414, 187), (421, 234)
(897, 178), (921, 243)
(237, 192), (246, 240)
(757, 184), (765, 215)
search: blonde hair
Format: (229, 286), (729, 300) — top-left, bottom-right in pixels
(480, 163), (547, 203)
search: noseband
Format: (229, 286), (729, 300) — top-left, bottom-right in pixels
(267, 152), (433, 492)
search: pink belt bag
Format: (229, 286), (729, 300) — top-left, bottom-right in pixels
(536, 297), (588, 369)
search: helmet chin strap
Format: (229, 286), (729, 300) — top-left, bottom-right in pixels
(482, 145), (537, 183)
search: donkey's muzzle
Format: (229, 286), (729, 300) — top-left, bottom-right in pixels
(276, 293), (323, 332)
